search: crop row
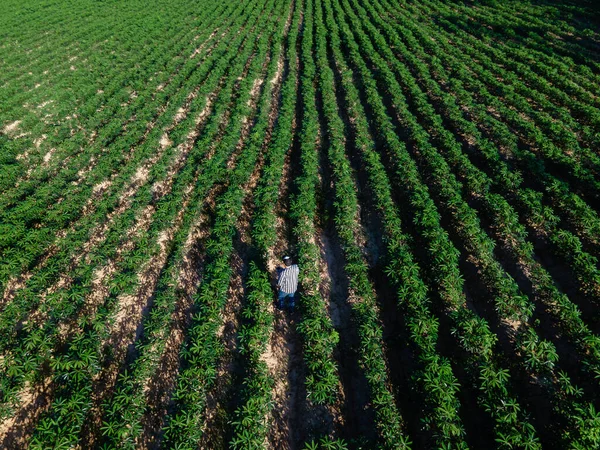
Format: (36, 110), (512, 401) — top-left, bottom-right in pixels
(162, 1), (288, 446)
(0, 0), (235, 286)
(290, 0), (341, 408)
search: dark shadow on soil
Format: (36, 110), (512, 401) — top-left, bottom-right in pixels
(433, 289), (499, 450)
(204, 240), (251, 449)
(529, 233), (600, 334)
(317, 222), (379, 448)
(474, 199), (600, 408)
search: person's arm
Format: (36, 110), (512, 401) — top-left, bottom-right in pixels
(277, 268), (286, 288)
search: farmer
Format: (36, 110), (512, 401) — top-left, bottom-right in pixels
(276, 256), (299, 312)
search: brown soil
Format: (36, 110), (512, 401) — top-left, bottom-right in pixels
(199, 56), (274, 447)
(1, 276), (31, 310)
(3, 25), (227, 288)
(71, 71), (225, 446)
(457, 250), (559, 448)
(263, 11), (324, 446)
(266, 310), (305, 449)
(198, 248), (246, 450)
(3, 19), (236, 318)
(260, 107), (300, 448)
(312, 69), (382, 439)
(490, 226), (600, 400)
(316, 232), (336, 309)
(265, 94), (343, 450)
(0, 241), (62, 312)
(41, 147), (55, 164)
(33, 134), (47, 149)
(265, 140), (303, 448)
(0, 15), (221, 315)
(189, 29), (218, 59)
(8, 83), (219, 341)
(2, 120), (21, 136)
(3, 202), (167, 446)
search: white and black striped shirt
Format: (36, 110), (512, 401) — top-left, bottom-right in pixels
(278, 264), (299, 293)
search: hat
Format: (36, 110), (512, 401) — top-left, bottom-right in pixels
(283, 256), (291, 260)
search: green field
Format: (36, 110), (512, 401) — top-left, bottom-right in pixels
(1, 0), (600, 448)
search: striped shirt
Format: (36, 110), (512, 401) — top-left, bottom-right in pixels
(278, 264), (299, 293)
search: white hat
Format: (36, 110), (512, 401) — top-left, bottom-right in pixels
(283, 255), (291, 260)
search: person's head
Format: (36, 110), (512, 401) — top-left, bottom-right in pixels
(283, 256), (292, 266)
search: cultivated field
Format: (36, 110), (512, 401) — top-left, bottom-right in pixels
(1, 0), (600, 448)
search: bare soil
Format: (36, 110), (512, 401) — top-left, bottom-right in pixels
(199, 248), (246, 450)
(131, 186), (219, 450)
(266, 309), (307, 449)
(140, 38), (272, 446)
(77, 90), (231, 442)
(2, 28), (228, 309)
(457, 251), (559, 448)
(265, 132), (303, 450)
(2, 120), (21, 136)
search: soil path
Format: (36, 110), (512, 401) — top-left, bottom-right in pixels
(266, 140), (304, 448)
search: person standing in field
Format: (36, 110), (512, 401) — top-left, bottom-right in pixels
(276, 256), (299, 312)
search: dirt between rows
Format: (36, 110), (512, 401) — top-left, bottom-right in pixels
(3, 90), (218, 364)
(79, 183), (207, 448)
(199, 243), (247, 449)
(312, 73), (384, 444)
(14, 21), (223, 188)
(263, 106), (345, 449)
(1, 8), (271, 449)
(318, 227), (379, 444)
(200, 99), (274, 450)
(200, 24), (300, 448)
(263, 27), (301, 443)
(136, 189), (216, 449)
(265, 134), (304, 449)
(0, 85), (216, 336)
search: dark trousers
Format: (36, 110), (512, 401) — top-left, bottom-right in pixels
(277, 290), (295, 310)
